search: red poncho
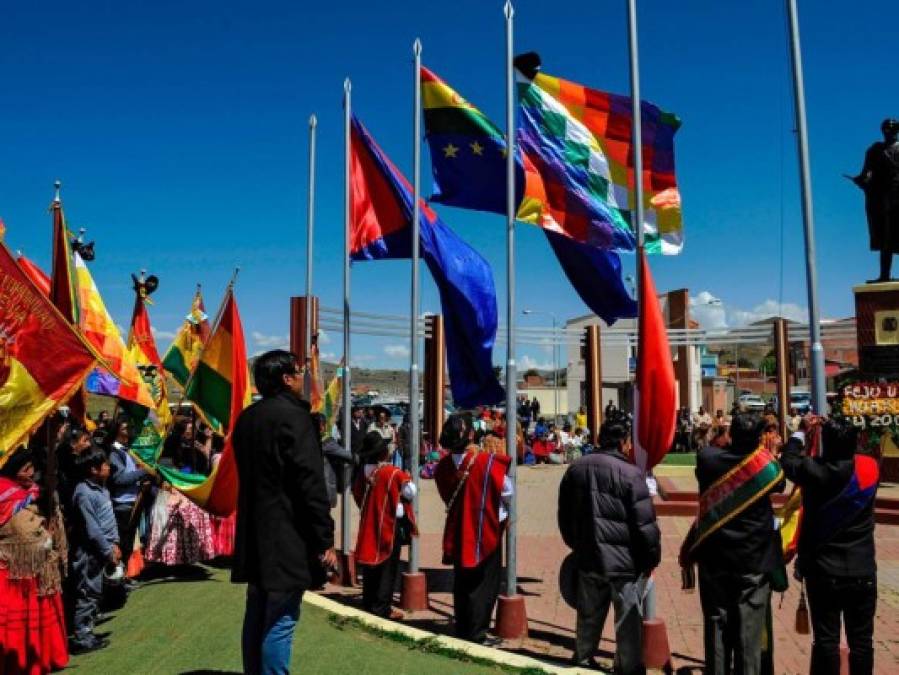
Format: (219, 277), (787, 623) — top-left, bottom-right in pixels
(353, 465), (417, 566)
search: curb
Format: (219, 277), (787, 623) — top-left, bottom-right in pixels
(305, 592), (590, 674)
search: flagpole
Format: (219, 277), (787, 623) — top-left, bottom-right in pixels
(341, 78), (353, 569)
(503, 0), (518, 602)
(409, 38), (423, 575)
(785, 0), (826, 415)
(305, 114), (317, 399)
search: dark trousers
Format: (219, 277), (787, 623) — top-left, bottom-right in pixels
(361, 537), (403, 618)
(698, 566), (771, 675)
(71, 551), (104, 646)
(114, 504), (138, 567)
(806, 574), (876, 675)
(453, 549), (501, 643)
(574, 570), (646, 674)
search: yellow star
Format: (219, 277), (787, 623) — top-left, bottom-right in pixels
(443, 143), (459, 158)
(470, 141), (484, 156)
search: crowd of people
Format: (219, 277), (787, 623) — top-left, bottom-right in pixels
(0, 349), (881, 674)
(0, 407), (237, 673)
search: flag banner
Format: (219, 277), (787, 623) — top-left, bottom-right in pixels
(49, 200), (79, 324)
(159, 288), (251, 515)
(517, 56), (683, 255)
(421, 66), (636, 324)
(85, 367), (119, 395)
(16, 255), (51, 297)
(318, 362), (344, 436)
(351, 115), (504, 408)
(162, 289), (210, 388)
(0, 243), (97, 462)
(73, 253), (155, 409)
(633, 250), (677, 470)
(309, 342), (324, 413)
(124, 285), (172, 459)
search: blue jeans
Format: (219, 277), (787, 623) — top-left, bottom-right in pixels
(242, 585), (303, 675)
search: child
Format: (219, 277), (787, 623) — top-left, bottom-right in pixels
(70, 448), (120, 654)
(352, 432), (417, 620)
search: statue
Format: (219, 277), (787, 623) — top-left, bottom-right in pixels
(849, 119), (899, 283)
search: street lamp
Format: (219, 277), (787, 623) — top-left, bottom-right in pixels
(522, 309), (559, 424)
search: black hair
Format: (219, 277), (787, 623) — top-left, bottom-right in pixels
(821, 417), (859, 461)
(359, 431), (389, 462)
(0, 448), (34, 477)
(599, 420), (629, 448)
(253, 350), (300, 398)
(75, 447), (108, 479)
(439, 414), (470, 453)
(311, 412), (326, 431)
(730, 412), (764, 450)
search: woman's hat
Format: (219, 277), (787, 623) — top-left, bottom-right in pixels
(0, 447), (33, 477)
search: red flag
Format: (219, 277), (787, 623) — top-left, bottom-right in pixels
(16, 255), (51, 297)
(49, 200), (77, 324)
(633, 250), (676, 471)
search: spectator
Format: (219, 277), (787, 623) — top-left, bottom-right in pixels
(558, 420), (661, 671)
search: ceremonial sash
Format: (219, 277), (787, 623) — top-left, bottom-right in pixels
(690, 446), (783, 554)
(808, 454), (878, 544)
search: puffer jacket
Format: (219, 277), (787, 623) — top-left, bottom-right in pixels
(558, 447), (661, 578)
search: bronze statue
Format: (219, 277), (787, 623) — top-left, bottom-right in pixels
(850, 119), (899, 283)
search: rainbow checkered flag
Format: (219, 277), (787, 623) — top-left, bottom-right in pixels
(516, 56), (684, 254)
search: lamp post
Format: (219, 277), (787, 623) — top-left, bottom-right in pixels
(523, 309), (559, 424)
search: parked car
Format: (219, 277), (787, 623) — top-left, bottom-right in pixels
(738, 394), (766, 412)
(789, 390), (812, 414)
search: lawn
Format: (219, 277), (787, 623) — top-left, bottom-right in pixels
(660, 452), (696, 467)
(68, 566), (532, 674)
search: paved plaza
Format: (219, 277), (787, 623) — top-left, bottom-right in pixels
(327, 463), (899, 674)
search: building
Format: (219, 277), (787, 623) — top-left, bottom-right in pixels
(566, 288), (704, 415)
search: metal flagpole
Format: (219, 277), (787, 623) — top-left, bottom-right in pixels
(503, 0), (518, 600)
(305, 114), (317, 399)
(409, 38), (423, 575)
(341, 79), (353, 563)
(785, 0), (826, 415)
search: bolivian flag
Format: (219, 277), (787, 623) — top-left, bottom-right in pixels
(0, 243), (97, 463)
(173, 289), (251, 515)
(162, 288), (210, 387)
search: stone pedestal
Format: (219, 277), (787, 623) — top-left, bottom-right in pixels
(494, 594), (528, 639)
(399, 572), (429, 612)
(854, 282), (899, 377)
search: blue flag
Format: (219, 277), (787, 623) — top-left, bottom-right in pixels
(350, 115), (504, 408)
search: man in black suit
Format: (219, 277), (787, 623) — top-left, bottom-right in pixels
(232, 350), (337, 675)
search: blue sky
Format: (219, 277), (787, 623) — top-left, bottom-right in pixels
(2, 1), (895, 371)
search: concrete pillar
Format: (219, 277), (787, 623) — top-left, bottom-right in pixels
(289, 296), (319, 364)
(423, 315), (446, 446)
(668, 289), (692, 410)
(774, 318), (791, 440)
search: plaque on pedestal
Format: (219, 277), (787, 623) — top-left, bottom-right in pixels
(854, 282), (899, 378)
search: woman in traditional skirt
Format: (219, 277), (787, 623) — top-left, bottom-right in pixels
(145, 422), (214, 567)
(0, 450), (68, 674)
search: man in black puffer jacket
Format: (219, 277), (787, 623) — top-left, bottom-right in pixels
(558, 420), (660, 673)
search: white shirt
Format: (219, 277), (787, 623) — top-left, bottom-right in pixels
(363, 464), (416, 517)
(452, 453), (513, 522)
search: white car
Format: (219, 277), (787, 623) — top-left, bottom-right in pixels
(738, 394), (766, 412)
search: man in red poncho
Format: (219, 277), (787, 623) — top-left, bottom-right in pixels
(353, 431), (417, 620)
(434, 414), (512, 644)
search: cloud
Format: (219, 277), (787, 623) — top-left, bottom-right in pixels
(151, 326), (178, 341)
(384, 344), (410, 359)
(350, 354), (376, 367)
(690, 291), (808, 329)
(251, 331), (289, 349)
(519, 354), (554, 371)
(318, 329), (331, 344)
(320, 352), (337, 361)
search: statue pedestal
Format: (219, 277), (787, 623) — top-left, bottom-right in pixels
(854, 282), (899, 377)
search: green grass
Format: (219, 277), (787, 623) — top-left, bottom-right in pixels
(69, 566), (538, 674)
(660, 452), (696, 466)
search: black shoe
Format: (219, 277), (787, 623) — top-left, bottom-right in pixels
(69, 636), (109, 655)
(571, 655), (600, 669)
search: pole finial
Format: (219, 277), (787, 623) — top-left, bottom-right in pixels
(309, 113), (317, 128)
(413, 38), (422, 56)
(228, 266), (241, 289)
(53, 180), (61, 203)
(504, 0), (514, 20)
(344, 78), (351, 94)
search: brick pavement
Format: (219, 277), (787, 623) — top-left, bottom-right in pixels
(325, 464), (899, 674)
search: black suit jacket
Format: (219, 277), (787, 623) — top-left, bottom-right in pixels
(695, 442), (785, 574)
(231, 391), (335, 591)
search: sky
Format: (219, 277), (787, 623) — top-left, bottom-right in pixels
(2, 1), (896, 372)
